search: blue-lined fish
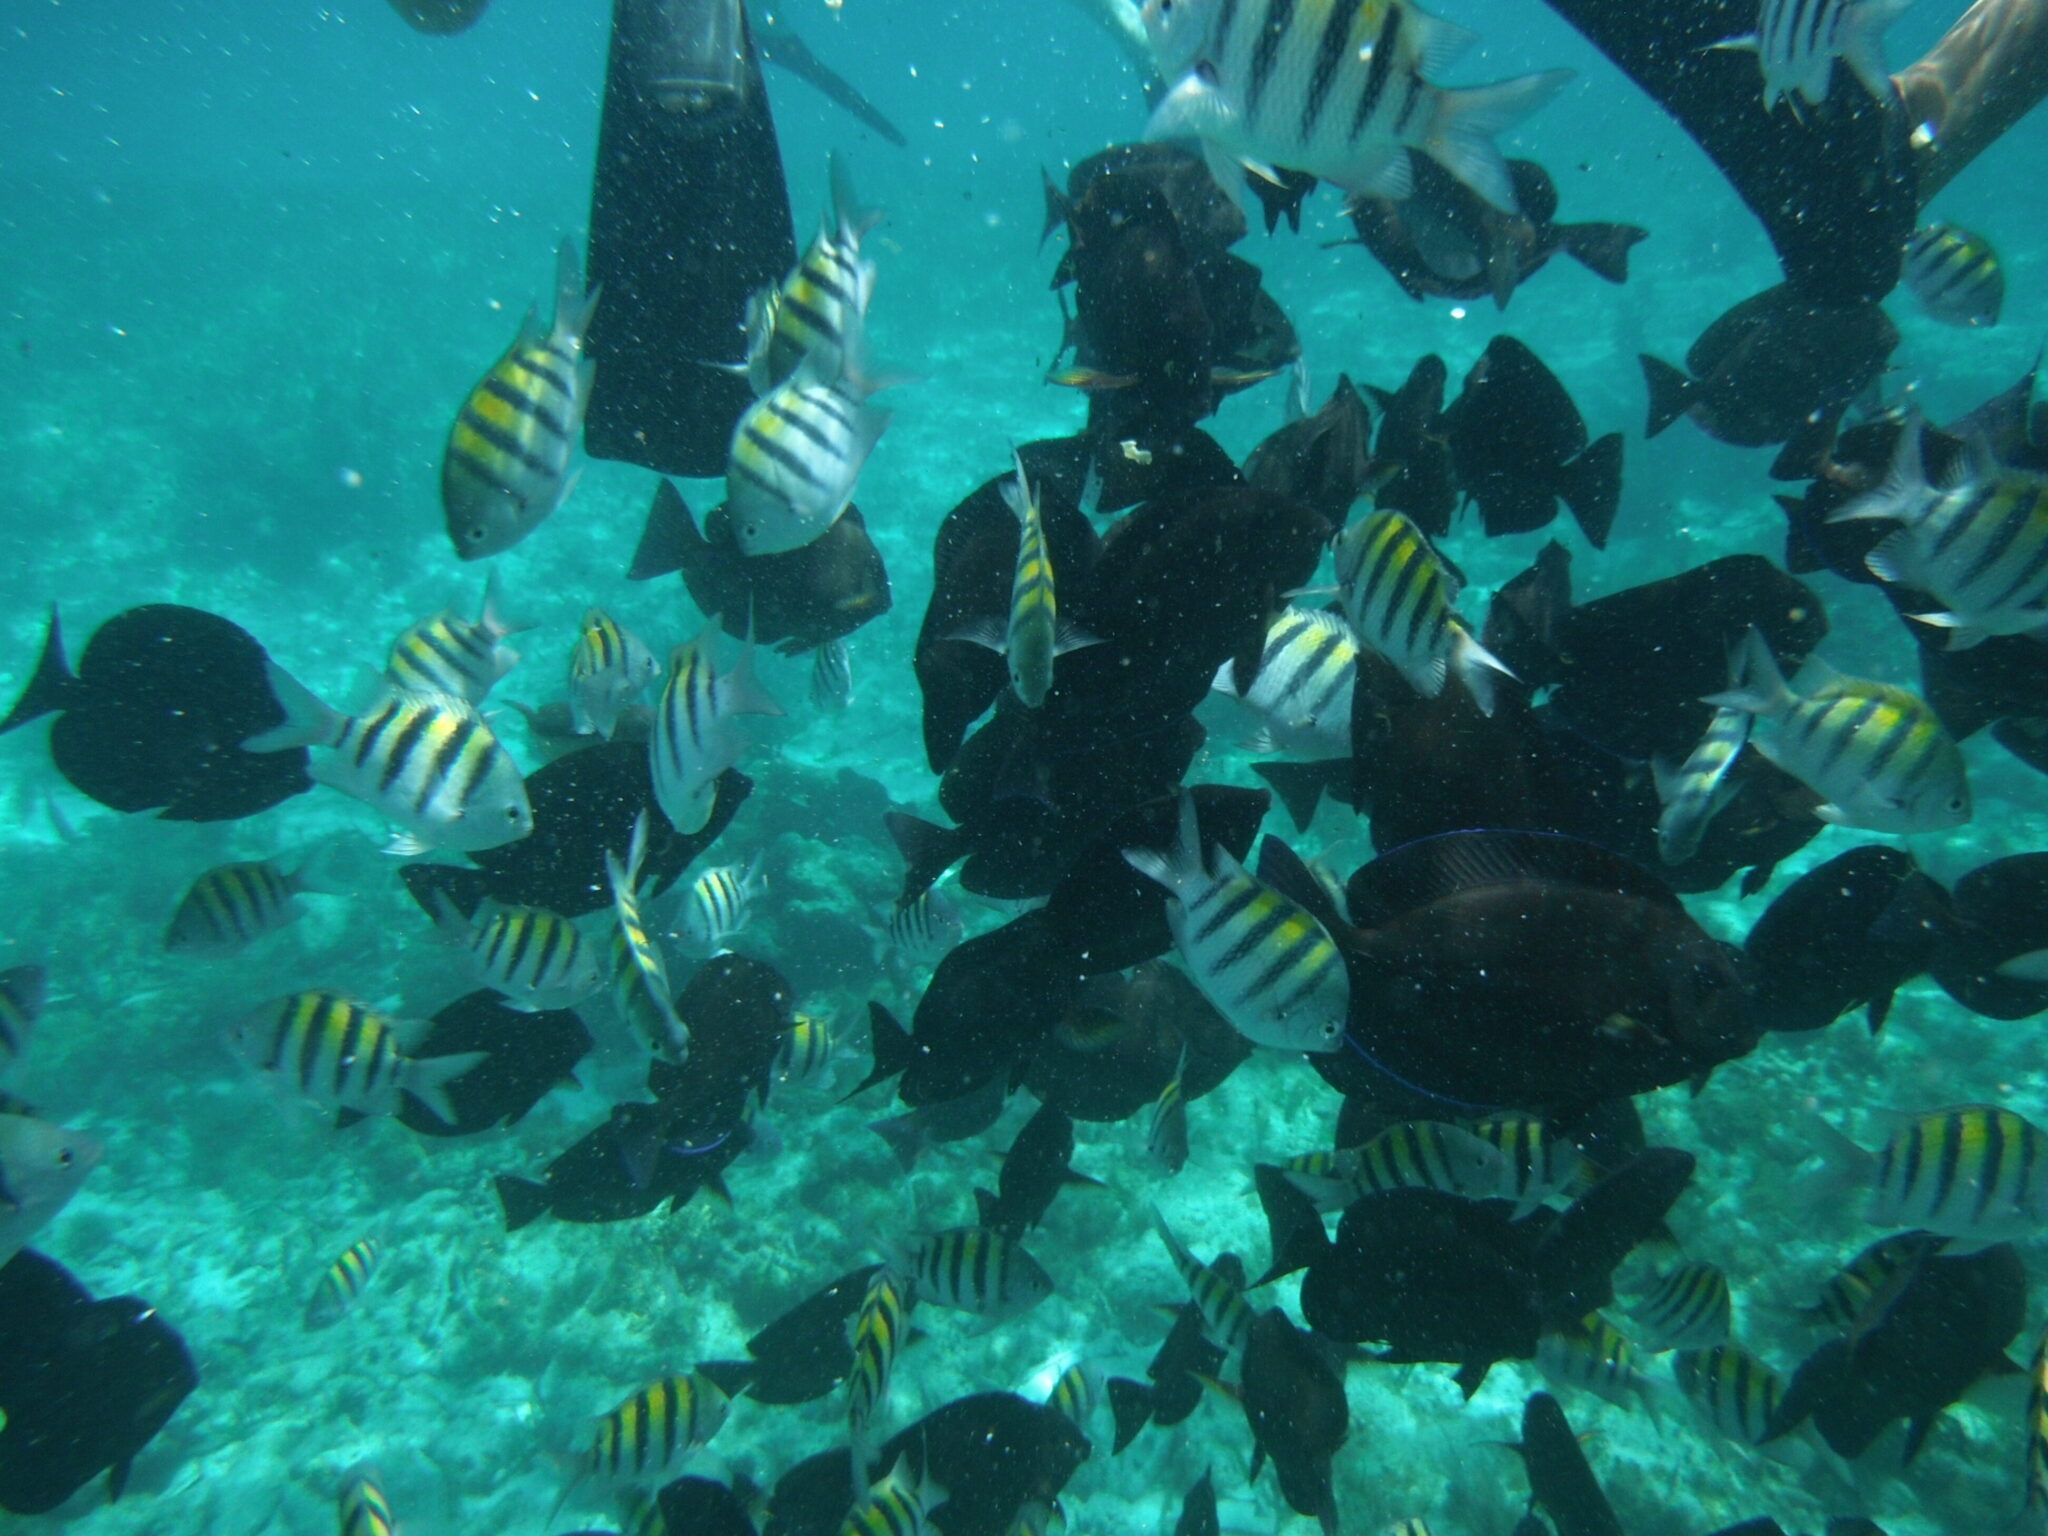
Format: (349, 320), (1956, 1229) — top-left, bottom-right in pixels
(305, 1238), (382, 1330)
(1627, 1261), (1732, 1352)
(568, 607), (661, 740)
(2026, 1327), (2048, 1520)
(1149, 1047), (1190, 1175)
(650, 620), (784, 835)
(165, 853), (339, 956)
(906, 1227), (1054, 1319)
(842, 1453), (944, 1536)
(1210, 606), (1357, 760)
(1672, 1344), (1783, 1446)
(725, 353), (892, 557)
(886, 886), (965, 965)
(606, 813), (689, 1060)
(385, 570), (525, 703)
(0, 964), (48, 1066)
(678, 855), (766, 953)
(810, 638), (854, 712)
(441, 238), (600, 559)
(1652, 706), (1752, 866)
(1141, 0), (1571, 214)
(740, 153), (881, 396)
(1868, 1105), (2048, 1247)
(1281, 1120), (1507, 1212)
(430, 895), (602, 1012)
(1832, 425), (2048, 648)
(585, 1372), (731, 1483)
(1537, 1313), (1655, 1415)
(847, 1266), (916, 1452)
(952, 455), (1098, 709)
(337, 1464), (396, 1536)
(226, 991), (483, 1125)
(1123, 792), (1347, 1054)
(247, 666), (533, 855)
(1467, 1114), (1587, 1219)
(1703, 628), (1969, 834)
(1334, 509), (1515, 716)
(1903, 222), (2004, 328)
(1715, 0), (1914, 114)
(1151, 1206), (1256, 1354)
(776, 1012), (837, 1084)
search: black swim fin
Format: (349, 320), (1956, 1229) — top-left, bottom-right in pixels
(584, 0), (797, 477)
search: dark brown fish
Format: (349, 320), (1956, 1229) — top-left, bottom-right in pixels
(1243, 375), (1381, 527)
(1364, 355), (1457, 538)
(1514, 1392), (1622, 1536)
(1442, 335), (1622, 548)
(1745, 847), (1946, 1035)
(1240, 1309), (1347, 1536)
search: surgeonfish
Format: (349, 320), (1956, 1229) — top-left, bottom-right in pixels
(246, 666), (533, 855)
(1831, 422), (2048, 647)
(441, 238), (600, 560)
(226, 991), (485, 1127)
(384, 570), (525, 703)
(810, 637), (855, 712)
(305, 1238), (382, 1330)
(1903, 222), (2005, 328)
(1627, 1261), (1733, 1352)
(429, 895), (603, 1013)
(1703, 628), (1969, 834)
(678, 855), (767, 953)
(904, 1227), (1055, 1319)
(951, 454), (1099, 709)
(841, 1453), (945, 1536)
(0, 1112), (102, 1266)
(740, 153), (881, 396)
(1714, 0), (1915, 114)
(584, 1372), (731, 1484)
(164, 852), (342, 956)
(1867, 1105), (2048, 1248)
(0, 964), (49, 1065)
(337, 1463), (397, 1536)
(1150, 1206), (1256, 1355)
(649, 619), (784, 836)
(605, 812), (690, 1061)
(1334, 509), (1515, 716)
(1671, 1343), (1783, 1446)
(568, 607), (662, 740)
(1140, 0), (1571, 214)
(725, 350), (893, 557)
(1653, 707), (1753, 866)
(1122, 792), (1348, 1055)
(1209, 606), (1357, 760)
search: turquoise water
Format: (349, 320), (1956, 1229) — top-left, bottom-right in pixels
(4, 2), (2048, 1533)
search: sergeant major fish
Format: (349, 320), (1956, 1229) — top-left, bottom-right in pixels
(1671, 1344), (1783, 1446)
(1536, 1312), (1657, 1418)
(164, 852), (342, 956)
(1282, 1119), (1506, 1212)
(338, 1464), (396, 1536)
(1703, 628), (1969, 834)
(1867, 1104), (2048, 1249)
(843, 1454), (945, 1536)
(678, 855), (767, 953)
(1140, 0), (1572, 215)
(952, 455), (1099, 709)
(725, 351), (893, 557)
(650, 619), (784, 836)
(1653, 706), (1752, 866)
(304, 1237), (382, 1330)
(1468, 1114), (1587, 1218)
(247, 666), (533, 855)
(606, 813), (690, 1061)
(810, 638), (854, 712)
(1210, 606), (1356, 760)
(583, 1372), (730, 1486)
(1335, 509), (1515, 716)
(737, 153), (881, 396)
(1123, 793), (1347, 1055)
(429, 894), (603, 1013)
(904, 1227), (1055, 1319)
(1626, 1261), (1732, 1352)
(385, 570), (526, 703)
(442, 238), (600, 560)
(1714, 0), (1915, 115)
(847, 1265), (916, 1466)
(1903, 222), (2004, 329)
(568, 607), (661, 740)
(1151, 1205), (1257, 1355)
(226, 991), (484, 1127)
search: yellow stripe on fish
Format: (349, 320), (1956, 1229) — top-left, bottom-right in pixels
(587, 1372), (730, 1481)
(338, 1465), (396, 1536)
(1150, 1206), (1255, 1354)
(305, 1237), (382, 1330)
(1870, 1105), (2048, 1247)
(1335, 508), (1513, 715)
(847, 1266), (915, 1442)
(1672, 1344), (1782, 1446)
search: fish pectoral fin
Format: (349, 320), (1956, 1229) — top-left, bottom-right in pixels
(947, 617), (1009, 654)
(1052, 619), (1103, 657)
(382, 831), (434, 858)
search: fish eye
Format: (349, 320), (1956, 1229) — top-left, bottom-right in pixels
(58, 1146), (74, 1167)
(465, 526), (485, 543)
(1948, 796), (1967, 813)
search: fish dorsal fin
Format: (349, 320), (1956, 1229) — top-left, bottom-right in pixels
(1256, 835), (1349, 939)
(1346, 829), (1681, 930)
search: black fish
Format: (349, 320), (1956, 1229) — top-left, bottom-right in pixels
(1240, 1308), (1346, 1536)
(1640, 284), (1898, 456)
(765, 1446), (858, 1536)
(655, 1474), (758, 1536)
(1744, 847), (1946, 1035)
(386, 0), (489, 34)
(699, 1264), (881, 1406)
(495, 1094), (751, 1231)
(974, 1103), (1102, 1239)
(1513, 1392), (1622, 1536)
(868, 1392), (1090, 1536)
(753, 13), (906, 146)
(1251, 1160), (1333, 1287)
(1243, 375), (1381, 527)
(895, 912), (1076, 1107)
(1173, 1469), (1220, 1536)
(1023, 961), (1248, 1125)
(1442, 336), (1622, 548)
(1364, 355), (1457, 538)
(395, 991), (592, 1137)
(1343, 156), (1646, 310)
(630, 481), (891, 653)
(1482, 538), (1575, 686)
(1772, 1242), (2026, 1462)
(1109, 1289), (1231, 1451)
(1927, 854), (2048, 1020)
(867, 1074), (1008, 1172)
(1328, 831), (1756, 1111)
(1245, 166), (1318, 235)
(401, 743), (749, 919)
(0, 605), (309, 821)
(650, 955), (793, 1144)
(0, 1248), (199, 1513)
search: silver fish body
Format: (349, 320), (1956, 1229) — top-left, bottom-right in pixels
(905, 1227), (1054, 1318)
(0, 1112), (101, 1266)
(649, 623), (784, 836)
(1211, 606), (1356, 760)
(435, 897), (602, 1012)
(725, 356), (891, 557)
(569, 607), (662, 739)
(810, 638), (854, 712)
(1672, 1344), (1782, 1446)
(742, 153), (880, 395)
(1335, 509), (1514, 716)
(1653, 706), (1752, 865)
(385, 570), (524, 703)
(1717, 0), (1914, 113)
(1627, 1261), (1733, 1352)
(305, 1237), (382, 1330)
(1868, 1105), (2048, 1247)
(226, 990), (484, 1125)
(606, 813), (690, 1060)
(1903, 222), (2004, 328)
(679, 855), (766, 953)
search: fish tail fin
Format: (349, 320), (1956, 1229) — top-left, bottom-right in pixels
(1419, 68), (1574, 215)
(724, 631), (787, 720)
(629, 480), (704, 581)
(1556, 221), (1649, 285)
(828, 151), (885, 243)
(552, 236), (602, 349)
(478, 565), (532, 641)
(1553, 432), (1623, 550)
(0, 605), (77, 735)
(868, 1111), (926, 1172)
(496, 1173), (552, 1231)
(1122, 791), (1201, 896)
(243, 660), (342, 752)
(286, 838), (351, 898)
(1640, 354), (1696, 438)
(1832, 414), (1929, 525)
(1450, 624), (1517, 718)
(1701, 628), (1793, 719)
(1148, 1203), (1195, 1279)
(1840, 0), (1915, 95)
(404, 1050), (489, 1128)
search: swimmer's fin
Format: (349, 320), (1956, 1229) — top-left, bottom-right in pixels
(757, 18), (907, 147)
(584, 0), (798, 477)
(1539, 0), (1916, 305)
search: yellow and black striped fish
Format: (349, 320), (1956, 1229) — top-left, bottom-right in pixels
(2026, 1327), (2048, 1520)
(650, 622), (783, 836)
(442, 238), (600, 560)
(1536, 1313), (1653, 1414)
(952, 456), (1097, 709)
(433, 896), (601, 1013)
(842, 1453), (941, 1536)
(1149, 1049), (1189, 1175)
(776, 1013), (836, 1085)
(1150, 1206), (1255, 1354)
(1802, 1231), (1940, 1331)
(1211, 605), (1357, 760)
(1627, 1261), (1732, 1352)
(1653, 706), (1752, 866)
(1046, 1360), (1098, 1428)
(741, 153), (880, 395)
(165, 859), (314, 956)
(305, 1237), (382, 1331)
(907, 1227), (1054, 1319)
(1672, 1343), (1783, 1447)
(847, 1265), (916, 1447)
(1868, 1104), (2048, 1247)
(679, 856), (766, 953)
(1334, 508), (1514, 716)
(338, 1464), (396, 1536)
(725, 362), (893, 557)
(385, 570), (524, 703)
(1467, 1114), (1588, 1218)
(568, 607), (660, 740)
(227, 991), (483, 1126)
(605, 812), (689, 1060)
(1903, 222), (2004, 328)
(586, 1372), (730, 1482)
(1281, 1120), (1503, 1212)
(0, 963), (44, 1066)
